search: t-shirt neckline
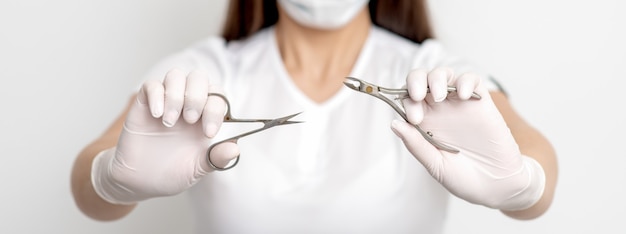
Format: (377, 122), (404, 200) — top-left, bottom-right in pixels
(267, 26), (374, 111)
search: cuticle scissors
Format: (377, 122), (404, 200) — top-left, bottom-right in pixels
(342, 77), (481, 154)
(206, 93), (302, 171)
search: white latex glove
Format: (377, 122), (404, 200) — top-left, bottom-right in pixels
(391, 68), (545, 210)
(91, 69), (240, 205)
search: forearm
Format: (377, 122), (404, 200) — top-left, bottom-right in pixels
(71, 136), (137, 221)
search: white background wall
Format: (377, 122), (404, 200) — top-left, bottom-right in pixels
(1, 0), (624, 233)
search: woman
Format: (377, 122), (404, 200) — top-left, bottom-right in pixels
(71, 0), (558, 233)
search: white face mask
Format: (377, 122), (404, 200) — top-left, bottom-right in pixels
(278, 0), (370, 30)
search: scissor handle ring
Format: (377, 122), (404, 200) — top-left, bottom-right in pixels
(205, 93), (239, 171)
(207, 93), (234, 121)
(206, 138), (240, 171)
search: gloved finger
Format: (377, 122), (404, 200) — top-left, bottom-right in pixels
(406, 69), (428, 101)
(455, 72), (481, 100)
(138, 79), (165, 118)
(202, 141), (241, 173)
(390, 119), (443, 177)
(162, 69), (187, 127)
(182, 70), (210, 124)
(427, 67), (455, 103)
(402, 97), (425, 124)
(202, 85), (227, 138)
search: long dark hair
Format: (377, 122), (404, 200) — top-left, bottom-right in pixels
(221, 0), (434, 43)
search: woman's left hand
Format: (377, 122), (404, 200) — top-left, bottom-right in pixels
(391, 68), (545, 211)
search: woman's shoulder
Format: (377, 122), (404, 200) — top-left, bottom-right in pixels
(371, 26), (501, 91)
(137, 35), (232, 85)
(369, 27), (449, 63)
(139, 28), (275, 85)
(225, 28), (274, 54)
(369, 26), (418, 56)
(179, 27), (274, 68)
(372, 28), (477, 74)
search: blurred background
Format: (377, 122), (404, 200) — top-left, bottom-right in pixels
(1, 0), (624, 233)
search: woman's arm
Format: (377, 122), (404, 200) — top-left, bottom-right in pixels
(490, 91), (558, 220)
(70, 95), (137, 221)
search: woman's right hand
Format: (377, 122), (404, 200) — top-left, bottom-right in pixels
(91, 69), (240, 205)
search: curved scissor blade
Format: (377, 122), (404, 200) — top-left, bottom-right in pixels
(267, 112), (304, 127)
(343, 77), (364, 91)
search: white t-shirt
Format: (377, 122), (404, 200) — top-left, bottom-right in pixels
(140, 26), (499, 234)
